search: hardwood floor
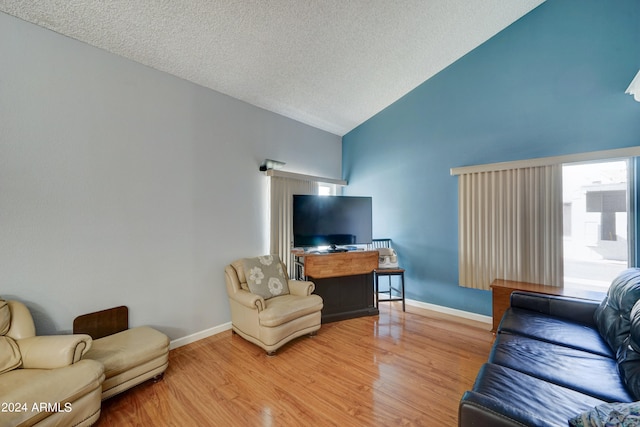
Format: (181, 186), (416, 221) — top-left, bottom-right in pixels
(95, 304), (494, 426)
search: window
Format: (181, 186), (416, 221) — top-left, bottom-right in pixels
(452, 147), (640, 291)
(318, 183), (337, 196)
(562, 160), (632, 292)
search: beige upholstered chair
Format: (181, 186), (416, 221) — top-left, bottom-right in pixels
(0, 299), (105, 426)
(225, 255), (323, 355)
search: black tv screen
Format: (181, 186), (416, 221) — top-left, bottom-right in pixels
(293, 195), (372, 248)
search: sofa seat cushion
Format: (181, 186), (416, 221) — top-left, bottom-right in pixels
(259, 294), (324, 328)
(490, 333), (633, 403)
(0, 359), (104, 426)
(83, 326), (169, 379)
(498, 307), (613, 357)
(0, 335), (21, 374)
(465, 363), (605, 427)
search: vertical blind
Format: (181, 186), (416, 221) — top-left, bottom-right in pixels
(457, 164), (564, 290)
(269, 175), (318, 275)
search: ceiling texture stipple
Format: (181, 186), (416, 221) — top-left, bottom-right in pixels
(0, 0), (545, 136)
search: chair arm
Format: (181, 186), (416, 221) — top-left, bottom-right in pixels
(228, 289), (265, 311)
(289, 280), (315, 296)
(510, 291), (603, 326)
(17, 334), (92, 369)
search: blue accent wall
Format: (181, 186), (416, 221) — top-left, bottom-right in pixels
(342, 0), (640, 316)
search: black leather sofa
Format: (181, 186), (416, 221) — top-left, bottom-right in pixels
(459, 269), (640, 427)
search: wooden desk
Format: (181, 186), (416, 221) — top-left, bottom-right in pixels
(294, 250), (379, 323)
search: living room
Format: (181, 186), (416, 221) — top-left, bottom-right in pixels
(1, 0), (639, 426)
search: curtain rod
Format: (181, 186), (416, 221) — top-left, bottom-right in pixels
(451, 146), (640, 176)
(265, 169), (348, 186)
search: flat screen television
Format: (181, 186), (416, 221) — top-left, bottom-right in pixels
(293, 195), (372, 250)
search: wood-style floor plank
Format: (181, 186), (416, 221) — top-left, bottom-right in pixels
(95, 303), (494, 426)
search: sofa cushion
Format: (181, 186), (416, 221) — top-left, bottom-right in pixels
(498, 307), (614, 358)
(83, 326), (169, 379)
(0, 300), (22, 374)
(0, 299), (10, 335)
(0, 336), (21, 374)
(465, 363), (605, 427)
(616, 299), (640, 400)
(569, 401), (640, 427)
(594, 268), (640, 353)
(259, 294), (323, 327)
(489, 333), (632, 403)
(243, 255), (290, 300)
(0, 359), (104, 426)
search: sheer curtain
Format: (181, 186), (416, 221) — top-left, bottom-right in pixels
(457, 164), (563, 290)
(269, 176), (318, 274)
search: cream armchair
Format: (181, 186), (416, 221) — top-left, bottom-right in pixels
(0, 298), (104, 427)
(225, 256), (323, 355)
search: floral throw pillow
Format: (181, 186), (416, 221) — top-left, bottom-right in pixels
(242, 255), (290, 300)
(569, 402), (640, 427)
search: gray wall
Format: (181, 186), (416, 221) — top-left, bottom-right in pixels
(0, 12), (341, 340)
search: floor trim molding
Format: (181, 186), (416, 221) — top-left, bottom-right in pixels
(170, 322), (232, 350)
(406, 298), (492, 324)
(169, 301), (492, 349)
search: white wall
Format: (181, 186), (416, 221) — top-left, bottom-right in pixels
(0, 12), (342, 340)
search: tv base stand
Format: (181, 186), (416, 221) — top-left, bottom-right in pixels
(293, 250), (379, 323)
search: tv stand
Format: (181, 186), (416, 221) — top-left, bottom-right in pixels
(293, 250), (379, 323)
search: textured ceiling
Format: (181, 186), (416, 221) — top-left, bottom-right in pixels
(0, 0), (545, 136)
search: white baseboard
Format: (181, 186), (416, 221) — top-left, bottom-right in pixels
(405, 298), (492, 327)
(169, 301), (492, 350)
(170, 322), (232, 350)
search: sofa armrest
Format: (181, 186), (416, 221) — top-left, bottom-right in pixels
(510, 291), (602, 326)
(459, 391), (551, 427)
(228, 289), (265, 311)
(17, 334), (92, 369)
(288, 280), (315, 296)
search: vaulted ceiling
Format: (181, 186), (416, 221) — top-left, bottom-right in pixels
(0, 1), (545, 135)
